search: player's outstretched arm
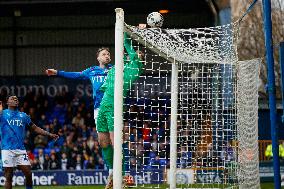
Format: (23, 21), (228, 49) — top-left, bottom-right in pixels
(45, 69), (58, 76)
(31, 124), (59, 141)
(45, 68), (88, 80)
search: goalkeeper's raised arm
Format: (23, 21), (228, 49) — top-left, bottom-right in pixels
(99, 32), (145, 101)
(123, 32), (144, 90)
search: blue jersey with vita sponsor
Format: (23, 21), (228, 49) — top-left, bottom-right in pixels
(58, 65), (111, 109)
(0, 109), (31, 150)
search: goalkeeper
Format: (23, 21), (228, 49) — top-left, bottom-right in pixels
(97, 32), (144, 189)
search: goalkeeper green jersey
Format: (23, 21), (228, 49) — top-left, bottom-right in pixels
(99, 33), (144, 108)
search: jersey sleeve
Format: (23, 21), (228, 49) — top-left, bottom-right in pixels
(123, 33), (144, 85)
(81, 67), (94, 77)
(124, 33), (139, 61)
(57, 69), (90, 80)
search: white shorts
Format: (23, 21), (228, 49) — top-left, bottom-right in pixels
(1, 150), (31, 167)
(94, 108), (99, 123)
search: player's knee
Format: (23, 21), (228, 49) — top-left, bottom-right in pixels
(99, 139), (109, 148)
(98, 133), (111, 148)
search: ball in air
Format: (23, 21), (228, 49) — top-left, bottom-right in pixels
(147, 12), (164, 28)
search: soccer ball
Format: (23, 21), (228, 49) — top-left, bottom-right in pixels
(147, 12), (164, 28)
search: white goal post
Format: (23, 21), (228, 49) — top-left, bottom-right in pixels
(113, 8), (124, 189)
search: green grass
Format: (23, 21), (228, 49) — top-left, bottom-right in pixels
(14, 187), (105, 189)
(11, 183), (284, 189)
(261, 183), (284, 189)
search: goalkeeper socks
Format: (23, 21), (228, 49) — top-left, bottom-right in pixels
(102, 144), (114, 170)
(26, 186), (33, 189)
(102, 144), (126, 176)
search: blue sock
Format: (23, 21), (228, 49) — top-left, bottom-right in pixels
(26, 186), (33, 189)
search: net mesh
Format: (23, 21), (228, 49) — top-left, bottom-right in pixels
(122, 23), (260, 188)
(125, 23), (238, 64)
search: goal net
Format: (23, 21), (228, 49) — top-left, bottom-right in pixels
(114, 9), (260, 189)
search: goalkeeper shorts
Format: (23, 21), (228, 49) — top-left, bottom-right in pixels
(96, 106), (114, 132)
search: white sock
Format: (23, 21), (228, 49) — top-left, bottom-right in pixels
(109, 169), (113, 176)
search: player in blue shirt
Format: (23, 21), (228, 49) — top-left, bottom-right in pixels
(45, 48), (113, 185)
(45, 47), (112, 123)
(0, 96), (59, 189)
